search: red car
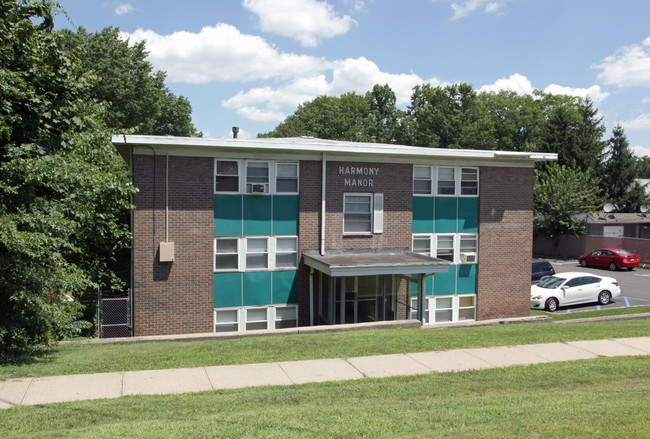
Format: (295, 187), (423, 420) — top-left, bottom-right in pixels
(579, 248), (640, 271)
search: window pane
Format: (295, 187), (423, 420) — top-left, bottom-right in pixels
(344, 218), (371, 233)
(247, 162), (269, 183)
(461, 168), (477, 181)
(246, 254), (268, 269)
(246, 321), (268, 330)
(438, 181), (455, 195)
(435, 310), (453, 322)
(247, 239), (267, 252)
(459, 308), (475, 320)
(436, 297), (452, 309)
(275, 320), (297, 329)
(460, 237), (477, 252)
(459, 296), (475, 307)
(217, 161), (238, 176)
(414, 180), (432, 194)
(215, 254), (238, 269)
(276, 253), (297, 268)
(216, 310), (238, 323)
(277, 163), (297, 177)
(216, 239), (237, 253)
(461, 182), (478, 195)
(215, 175), (239, 192)
(413, 238), (431, 254)
(247, 308), (267, 321)
(414, 166), (431, 178)
(277, 179), (298, 192)
(276, 307), (297, 320)
(277, 238), (297, 252)
(215, 323), (238, 332)
(438, 168), (454, 180)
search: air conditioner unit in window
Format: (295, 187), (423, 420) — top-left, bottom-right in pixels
(460, 253), (477, 263)
(247, 183), (268, 194)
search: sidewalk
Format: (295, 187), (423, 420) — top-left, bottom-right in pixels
(2, 336), (649, 409)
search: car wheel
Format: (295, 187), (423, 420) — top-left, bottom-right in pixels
(580, 259), (588, 267)
(609, 262), (617, 271)
(598, 291), (611, 305)
(628, 267), (635, 271)
(545, 297), (559, 312)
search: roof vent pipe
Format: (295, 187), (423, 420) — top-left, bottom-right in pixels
(232, 127), (240, 139)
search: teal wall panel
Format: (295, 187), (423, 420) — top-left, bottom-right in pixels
(457, 264), (477, 294)
(412, 197), (434, 233)
(458, 198), (479, 233)
(214, 195), (242, 236)
(272, 196), (299, 235)
(243, 195), (272, 236)
(214, 272), (242, 307)
(434, 198), (457, 233)
(410, 276), (433, 297)
(272, 271), (298, 304)
(243, 271), (272, 306)
(433, 265), (457, 295)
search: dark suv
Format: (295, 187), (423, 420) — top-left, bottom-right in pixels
(532, 259), (555, 282)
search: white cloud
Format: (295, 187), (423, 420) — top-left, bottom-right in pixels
(449, 0), (505, 20)
(543, 84), (609, 103)
(115, 3), (135, 16)
(479, 73), (609, 103)
(621, 113), (650, 130)
(121, 25), (329, 83)
(631, 144), (650, 157)
(222, 57), (440, 122)
(478, 73), (534, 94)
(243, 0), (357, 47)
(593, 37), (650, 87)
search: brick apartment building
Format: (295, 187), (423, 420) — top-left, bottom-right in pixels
(114, 135), (555, 336)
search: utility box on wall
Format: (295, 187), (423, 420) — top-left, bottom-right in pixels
(159, 242), (175, 262)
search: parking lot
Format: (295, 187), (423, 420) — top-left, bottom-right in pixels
(545, 259), (650, 313)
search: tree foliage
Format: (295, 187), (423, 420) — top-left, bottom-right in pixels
(0, 0), (137, 356)
(534, 163), (604, 237)
(59, 26), (200, 136)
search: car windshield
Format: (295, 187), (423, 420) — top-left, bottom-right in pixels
(615, 250), (632, 255)
(537, 276), (566, 289)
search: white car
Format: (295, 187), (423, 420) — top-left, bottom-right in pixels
(530, 272), (621, 312)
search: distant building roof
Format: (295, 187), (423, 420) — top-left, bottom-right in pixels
(587, 213), (650, 225)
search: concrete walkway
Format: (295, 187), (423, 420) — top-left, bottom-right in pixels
(2, 336), (649, 409)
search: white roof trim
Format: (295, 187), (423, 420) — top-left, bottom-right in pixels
(113, 134), (557, 163)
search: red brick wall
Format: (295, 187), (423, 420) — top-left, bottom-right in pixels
(477, 166), (533, 320)
(132, 154), (214, 336)
(297, 160), (412, 325)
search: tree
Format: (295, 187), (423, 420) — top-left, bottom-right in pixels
(602, 125), (648, 211)
(534, 163), (604, 237)
(0, 0), (136, 356)
(59, 26), (200, 136)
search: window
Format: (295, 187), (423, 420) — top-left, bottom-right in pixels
(246, 238), (268, 270)
(275, 237), (298, 268)
(215, 160), (239, 192)
(437, 167), (455, 195)
(276, 162), (298, 193)
(434, 297), (453, 323)
(458, 295), (476, 321)
(461, 168), (478, 196)
(436, 235), (454, 261)
(214, 306), (298, 332)
(459, 234), (478, 263)
(214, 238), (239, 271)
(413, 166), (432, 195)
(246, 161), (269, 193)
(214, 236), (297, 272)
(413, 236), (431, 255)
(344, 194), (372, 233)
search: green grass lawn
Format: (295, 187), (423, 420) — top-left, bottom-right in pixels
(531, 305), (650, 320)
(2, 317), (649, 380)
(1, 356), (648, 438)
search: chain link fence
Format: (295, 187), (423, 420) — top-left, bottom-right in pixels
(98, 289), (132, 338)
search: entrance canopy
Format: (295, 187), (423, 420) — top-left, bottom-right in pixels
(302, 249), (450, 277)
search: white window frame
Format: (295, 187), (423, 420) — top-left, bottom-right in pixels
(275, 162), (299, 194)
(413, 166), (433, 196)
(246, 161), (270, 194)
(214, 305), (298, 332)
(245, 237), (270, 271)
(214, 160), (241, 193)
(343, 193), (373, 235)
(436, 167), (456, 196)
(459, 234), (478, 264)
(274, 236), (299, 270)
(426, 295), (477, 324)
(434, 234), (455, 262)
(412, 234), (433, 256)
(460, 167), (479, 197)
(214, 237), (240, 272)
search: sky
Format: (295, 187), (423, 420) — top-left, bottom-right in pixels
(55, 0), (650, 156)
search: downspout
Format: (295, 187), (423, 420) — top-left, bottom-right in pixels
(309, 268), (314, 326)
(321, 152), (327, 255)
(165, 154), (169, 242)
